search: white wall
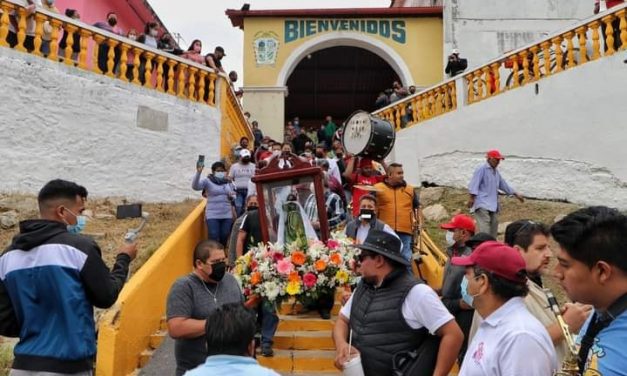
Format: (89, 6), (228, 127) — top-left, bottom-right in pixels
(393, 51), (627, 210)
(444, 0), (591, 68)
(0, 48), (222, 202)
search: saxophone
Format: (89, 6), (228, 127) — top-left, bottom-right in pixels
(544, 289), (580, 376)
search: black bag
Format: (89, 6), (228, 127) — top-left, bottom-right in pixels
(392, 334), (441, 376)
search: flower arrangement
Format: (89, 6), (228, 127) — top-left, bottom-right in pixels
(233, 233), (359, 307)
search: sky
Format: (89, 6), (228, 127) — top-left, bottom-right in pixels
(149, 0), (390, 81)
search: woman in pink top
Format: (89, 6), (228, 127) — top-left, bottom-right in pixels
(182, 40), (205, 65)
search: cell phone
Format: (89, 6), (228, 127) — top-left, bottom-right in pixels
(116, 204), (143, 219)
(197, 155), (205, 169)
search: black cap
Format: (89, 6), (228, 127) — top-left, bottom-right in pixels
(216, 46), (226, 56)
(353, 230), (409, 266)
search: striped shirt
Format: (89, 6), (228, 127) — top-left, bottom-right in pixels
(305, 191), (346, 231)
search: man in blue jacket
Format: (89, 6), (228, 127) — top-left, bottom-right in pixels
(0, 179), (137, 374)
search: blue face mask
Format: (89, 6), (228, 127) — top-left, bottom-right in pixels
(460, 275), (478, 307)
(214, 171), (226, 179)
(65, 208), (87, 234)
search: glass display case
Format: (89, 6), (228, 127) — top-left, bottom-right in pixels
(252, 153), (330, 245)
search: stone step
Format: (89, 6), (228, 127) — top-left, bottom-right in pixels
(277, 314), (335, 332)
(274, 330), (334, 350)
(258, 349), (337, 373)
(279, 302), (342, 316)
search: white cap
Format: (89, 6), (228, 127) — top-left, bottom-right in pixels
(452, 48), (459, 54)
(240, 149), (251, 158)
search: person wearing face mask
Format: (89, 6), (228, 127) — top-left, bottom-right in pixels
(184, 302), (280, 376)
(344, 156), (386, 218)
(0, 179), (137, 374)
(438, 214), (476, 364)
(452, 241), (557, 376)
(166, 240), (243, 376)
(192, 161), (236, 246)
(334, 230), (463, 376)
(344, 195), (397, 244)
(467, 220), (593, 366)
(93, 12), (124, 75)
(229, 149), (255, 217)
(182, 39), (205, 65)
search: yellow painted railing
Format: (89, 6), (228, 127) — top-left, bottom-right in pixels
(414, 229), (447, 289)
(0, 0), (252, 150)
(373, 3), (627, 129)
(95, 201), (206, 376)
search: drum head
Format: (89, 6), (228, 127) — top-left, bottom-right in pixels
(342, 111), (373, 156)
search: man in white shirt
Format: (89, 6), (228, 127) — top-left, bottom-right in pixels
(452, 241), (557, 376)
(344, 194), (398, 244)
(333, 230), (463, 376)
(228, 149), (256, 216)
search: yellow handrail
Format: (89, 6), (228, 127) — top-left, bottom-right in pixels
(96, 201), (206, 376)
(373, 3), (627, 129)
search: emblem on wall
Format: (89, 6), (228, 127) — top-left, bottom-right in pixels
(253, 31), (280, 66)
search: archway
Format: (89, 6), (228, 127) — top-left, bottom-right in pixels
(285, 46), (401, 126)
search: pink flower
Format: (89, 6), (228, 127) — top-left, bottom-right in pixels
(303, 272), (317, 288)
(276, 258), (294, 275)
(327, 239), (340, 250)
(272, 252), (285, 262)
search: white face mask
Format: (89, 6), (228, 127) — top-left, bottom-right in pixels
(445, 231), (456, 246)
(150, 29), (158, 37)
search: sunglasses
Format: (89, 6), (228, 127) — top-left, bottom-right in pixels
(356, 252), (376, 263)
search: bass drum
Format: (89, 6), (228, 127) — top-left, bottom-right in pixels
(342, 110), (395, 161)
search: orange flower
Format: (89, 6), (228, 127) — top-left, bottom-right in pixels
(291, 251), (306, 266)
(288, 271), (301, 283)
(329, 253), (342, 266)
(250, 272), (262, 286)
(315, 259), (327, 272)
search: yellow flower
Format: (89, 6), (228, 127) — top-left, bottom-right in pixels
(335, 270), (349, 284)
(286, 281), (302, 296)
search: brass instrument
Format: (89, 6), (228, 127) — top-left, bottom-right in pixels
(544, 289), (580, 376)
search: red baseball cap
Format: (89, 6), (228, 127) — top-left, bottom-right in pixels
(451, 241), (527, 283)
(486, 149), (505, 160)
(440, 214), (476, 234)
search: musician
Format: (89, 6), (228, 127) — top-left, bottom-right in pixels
(551, 207), (627, 375)
(453, 241), (557, 375)
(374, 163), (421, 264)
(343, 156), (386, 217)
(333, 231), (463, 376)
(468, 221), (593, 366)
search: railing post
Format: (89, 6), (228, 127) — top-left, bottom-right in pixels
(188, 67), (198, 101)
(618, 9), (627, 50)
(602, 15), (616, 55)
(530, 46), (540, 80)
(552, 36), (564, 72)
(156, 56), (166, 92)
(448, 81), (457, 110)
(540, 41), (552, 76)
(520, 51), (530, 85)
(177, 63), (187, 98)
(33, 13), (45, 56)
(48, 18), (62, 61)
(576, 26), (589, 64)
(208, 72), (217, 105)
(78, 29), (91, 69)
(64, 24), (78, 65)
(490, 63), (501, 94)
(590, 21), (602, 60)
(92, 34), (105, 74)
(132, 48), (141, 85)
(119, 43), (129, 82)
(105, 39), (118, 78)
(144, 52), (155, 88)
(15, 7), (28, 52)
(456, 76), (467, 108)
(166, 60), (176, 95)
(564, 31), (576, 69)
(0, 2), (13, 47)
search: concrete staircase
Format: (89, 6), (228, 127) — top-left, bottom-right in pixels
(258, 300), (342, 375)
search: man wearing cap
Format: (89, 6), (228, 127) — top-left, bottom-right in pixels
(229, 149), (256, 216)
(467, 149), (524, 238)
(333, 230), (463, 376)
(344, 156), (386, 218)
(205, 46), (226, 73)
(551, 206), (627, 375)
(445, 49), (468, 77)
(439, 214), (476, 364)
(374, 163), (421, 265)
(452, 241), (557, 375)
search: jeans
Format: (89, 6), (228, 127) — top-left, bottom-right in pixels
(397, 232), (413, 273)
(234, 188), (248, 217)
(473, 208), (498, 238)
(258, 300), (279, 345)
(206, 218), (234, 247)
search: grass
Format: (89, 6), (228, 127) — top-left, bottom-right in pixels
(0, 342), (13, 376)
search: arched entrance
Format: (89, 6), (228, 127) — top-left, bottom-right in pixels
(285, 46), (400, 127)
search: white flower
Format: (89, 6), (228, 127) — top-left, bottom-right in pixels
(263, 281), (281, 301)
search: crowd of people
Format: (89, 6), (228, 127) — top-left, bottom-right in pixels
(1, 144), (626, 376)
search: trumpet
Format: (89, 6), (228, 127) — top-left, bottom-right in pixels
(544, 289), (580, 376)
